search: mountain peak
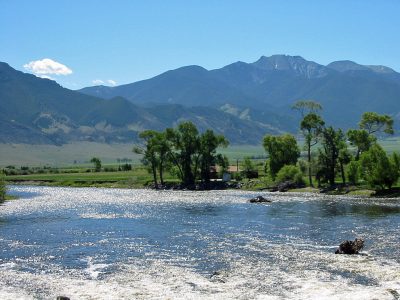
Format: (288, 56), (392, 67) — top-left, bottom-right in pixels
(327, 60), (397, 74)
(327, 60), (369, 72)
(252, 55), (328, 78)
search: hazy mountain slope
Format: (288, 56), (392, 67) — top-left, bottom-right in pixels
(80, 65), (254, 107)
(0, 62), (283, 145)
(79, 55), (400, 129)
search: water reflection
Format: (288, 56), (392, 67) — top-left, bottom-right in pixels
(182, 204), (224, 216)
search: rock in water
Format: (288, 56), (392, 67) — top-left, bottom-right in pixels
(335, 238), (364, 254)
(249, 195), (272, 203)
(56, 297), (70, 300)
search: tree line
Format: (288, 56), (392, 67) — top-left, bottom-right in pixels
(136, 102), (398, 191)
(263, 100), (398, 190)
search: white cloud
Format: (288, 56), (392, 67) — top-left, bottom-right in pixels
(92, 79), (105, 85)
(23, 58), (72, 76)
(91, 79), (117, 86)
(107, 79), (117, 86)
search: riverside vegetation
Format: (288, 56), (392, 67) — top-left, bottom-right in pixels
(2, 101), (400, 196)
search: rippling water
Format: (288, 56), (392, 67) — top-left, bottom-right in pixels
(0, 186), (399, 299)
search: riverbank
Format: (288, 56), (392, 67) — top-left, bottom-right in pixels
(6, 177), (389, 198)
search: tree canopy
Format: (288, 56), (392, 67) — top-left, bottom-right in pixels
(360, 144), (400, 189)
(136, 121), (229, 187)
(359, 112), (394, 135)
(263, 134), (300, 179)
(90, 157), (102, 172)
(292, 100), (322, 116)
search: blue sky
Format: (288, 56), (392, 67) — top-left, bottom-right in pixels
(1, 0), (400, 89)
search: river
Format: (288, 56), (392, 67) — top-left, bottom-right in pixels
(0, 186), (399, 299)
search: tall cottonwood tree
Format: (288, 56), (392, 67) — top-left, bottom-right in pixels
(292, 100), (324, 186)
(317, 127), (347, 186)
(300, 113), (325, 186)
(134, 130), (162, 187)
(198, 129), (229, 184)
(347, 112), (393, 160)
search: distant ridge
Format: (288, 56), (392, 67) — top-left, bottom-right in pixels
(1, 54), (400, 146)
(79, 55), (400, 129)
(0, 62), (289, 145)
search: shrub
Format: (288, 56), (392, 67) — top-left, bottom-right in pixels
(121, 163), (132, 171)
(276, 165), (305, 185)
(360, 144), (400, 189)
(347, 160), (360, 185)
(241, 157), (258, 179)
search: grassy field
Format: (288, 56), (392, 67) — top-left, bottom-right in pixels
(0, 142), (141, 167)
(0, 142), (267, 167)
(2, 137), (399, 168)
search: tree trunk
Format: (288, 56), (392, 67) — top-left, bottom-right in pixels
(329, 151), (336, 187)
(152, 164), (158, 188)
(159, 162), (164, 186)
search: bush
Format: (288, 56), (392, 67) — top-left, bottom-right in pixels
(276, 165), (305, 185)
(347, 160), (360, 185)
(360, 144), (400, 189)
(120, 163), (132, 171)
(241, 157), (258, 179)
(297, 159), (307, 175)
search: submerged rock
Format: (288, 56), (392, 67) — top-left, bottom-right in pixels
(335, 238), (364, 254)
(249, 195), (272, 203)
(56, 297), (70, 300)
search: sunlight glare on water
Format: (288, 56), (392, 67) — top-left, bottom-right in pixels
(0, 186), (399, 299)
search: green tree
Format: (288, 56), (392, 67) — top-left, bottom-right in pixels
(346, 160), (360, 185)
(338, 148), (352, 184)
(317, 127), (346, 186)
(134, 130), (168, 187)
(292, 100), (322, 117)
(359, 112), (394, 135)
(300, 113), (325, 186)
(263, 134), (300, 179)
(198, 129), (229, 183)
(242, 157), (257, 179)
(90, 157), (102, 172)
(166, 122), (200, 186)
(165, 122), (229, 186)
(347, 129), (376, 160)
(360, 144), (400, 189)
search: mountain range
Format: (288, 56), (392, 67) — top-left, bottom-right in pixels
(1, 55), (400, 145)
(80, 55), (400, 128)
